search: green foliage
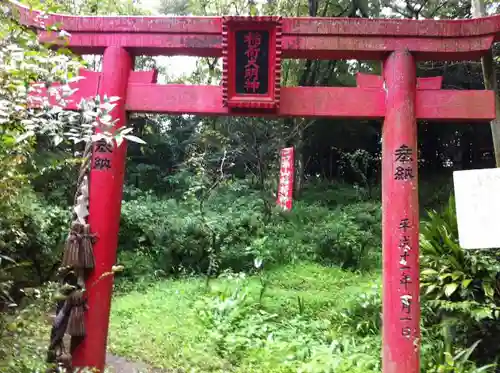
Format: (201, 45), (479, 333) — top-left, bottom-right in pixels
(0, 1), (82, 302)
(0, 189), (69, 313)
(338, 149), (378, 197)
(117, 182), (382, 280)
(420, 195), (500, 322)
(314, 201), (381, 270)
(110, 263), (384, 373)
(0, 282), (128, 373)
(420, 194), (500, 369)
(426, 340), (496, 373)
(109, 262), (494, 373)
(1, 261), (493, 373)
(0, 192), (69, 286)
(0, 284), (53, 373)
(118, 187), (263, 278)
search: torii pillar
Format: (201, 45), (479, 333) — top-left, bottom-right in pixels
(31, 54), (158, 372)
(70, 46), (132, 370)
(382, 50), (420, 373)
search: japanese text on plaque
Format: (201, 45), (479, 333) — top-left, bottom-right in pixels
(243, 32), (262, 93)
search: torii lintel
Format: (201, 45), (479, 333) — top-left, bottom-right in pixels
(10, 0), (500, 60)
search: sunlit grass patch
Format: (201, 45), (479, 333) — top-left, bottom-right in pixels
(108, 262), (382, 372)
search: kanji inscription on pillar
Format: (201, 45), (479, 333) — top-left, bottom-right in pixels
(389, 139), (419, 346)
(398, 216), (413, 337)
(92, 139), (113, 171)
(222, 16), (282, 110)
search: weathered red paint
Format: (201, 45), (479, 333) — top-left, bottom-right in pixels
(70, 46), (132, 372)
(27, 69), (100, 109)
(35, 31), (494, 61)
(356, 73), (443, 90)
(382, 50), (420, 373)
(128, 70), (158, 84)
(30, 74), (496, 121)
(14, 7), (500, 39)
(11, 0), (500, 60)
(28, 69), (156, 108)
(125, 84), (496, 121)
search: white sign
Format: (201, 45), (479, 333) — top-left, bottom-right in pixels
(453, 167), (500, 249)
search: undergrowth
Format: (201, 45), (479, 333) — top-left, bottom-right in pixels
(1, 182), (496, 372)
(108, 262), (382, 373)
(117, 181), (383, 281)
(108, 262), (495, 373)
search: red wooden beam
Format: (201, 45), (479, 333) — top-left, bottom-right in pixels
(127, 70), (158, 83)
(10, 0), (500, 60)
(416, 90), (495, 121)
(125, 84), (495, 121)
(356, 73), (443, 90)
(29, 69), (156, 108)
(14, 2), (500, 39)
(29, 70), (495, 121)
(416, 77), (444, 90)
(35, 31), (494, 61)
(355, 73), (495, 121)
(28, 69), (100, 108)
(126, 85), (386, 118)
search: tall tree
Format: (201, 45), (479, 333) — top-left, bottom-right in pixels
(472, 0), (500, 167)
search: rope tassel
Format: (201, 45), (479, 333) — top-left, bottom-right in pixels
(62, 222), (83, 268)
(66, 291), (86, 337)
(45, 142), (95, 372)
(80, 224), (95, 270)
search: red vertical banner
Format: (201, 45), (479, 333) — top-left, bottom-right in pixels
(276, 147), (294, 210)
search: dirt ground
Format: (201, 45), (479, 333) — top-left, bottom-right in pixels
(105, 353), (169, 373)
(46, 313), (168, 373)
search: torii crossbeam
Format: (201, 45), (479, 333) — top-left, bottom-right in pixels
(12, 0), (499, 372)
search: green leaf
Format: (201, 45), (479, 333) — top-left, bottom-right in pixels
(53, 135), (63, 146)
(424, 284), (437, 295)
(421, 269), (438, 276)
(124, 135), (147, 145)
(461, 279), (472, 288)
(115, 134), (124, 147)
(15, 130), (35, 143)
(444, 283), (459, 297)
(483, 283), (494, 299)
(451, 271), (463, 280)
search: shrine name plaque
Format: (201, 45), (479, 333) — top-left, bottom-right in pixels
(222, 16), (282, 111)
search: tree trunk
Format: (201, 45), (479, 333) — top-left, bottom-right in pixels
(472, 0), (500, 167)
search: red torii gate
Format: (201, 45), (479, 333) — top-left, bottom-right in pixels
(12, 1), (500, 372)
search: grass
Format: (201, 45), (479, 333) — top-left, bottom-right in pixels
(107, 262), (383, 372)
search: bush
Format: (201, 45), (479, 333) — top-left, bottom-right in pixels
(420, 194), (500, 368)
(118, 191), (264, 278)
(117, 187), (382, 281)
(0, 283), (54, 373)
(0, 191), (69, 307)
(314, 202), (381, 270)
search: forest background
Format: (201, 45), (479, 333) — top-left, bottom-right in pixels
(1, 0), (500, 372)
